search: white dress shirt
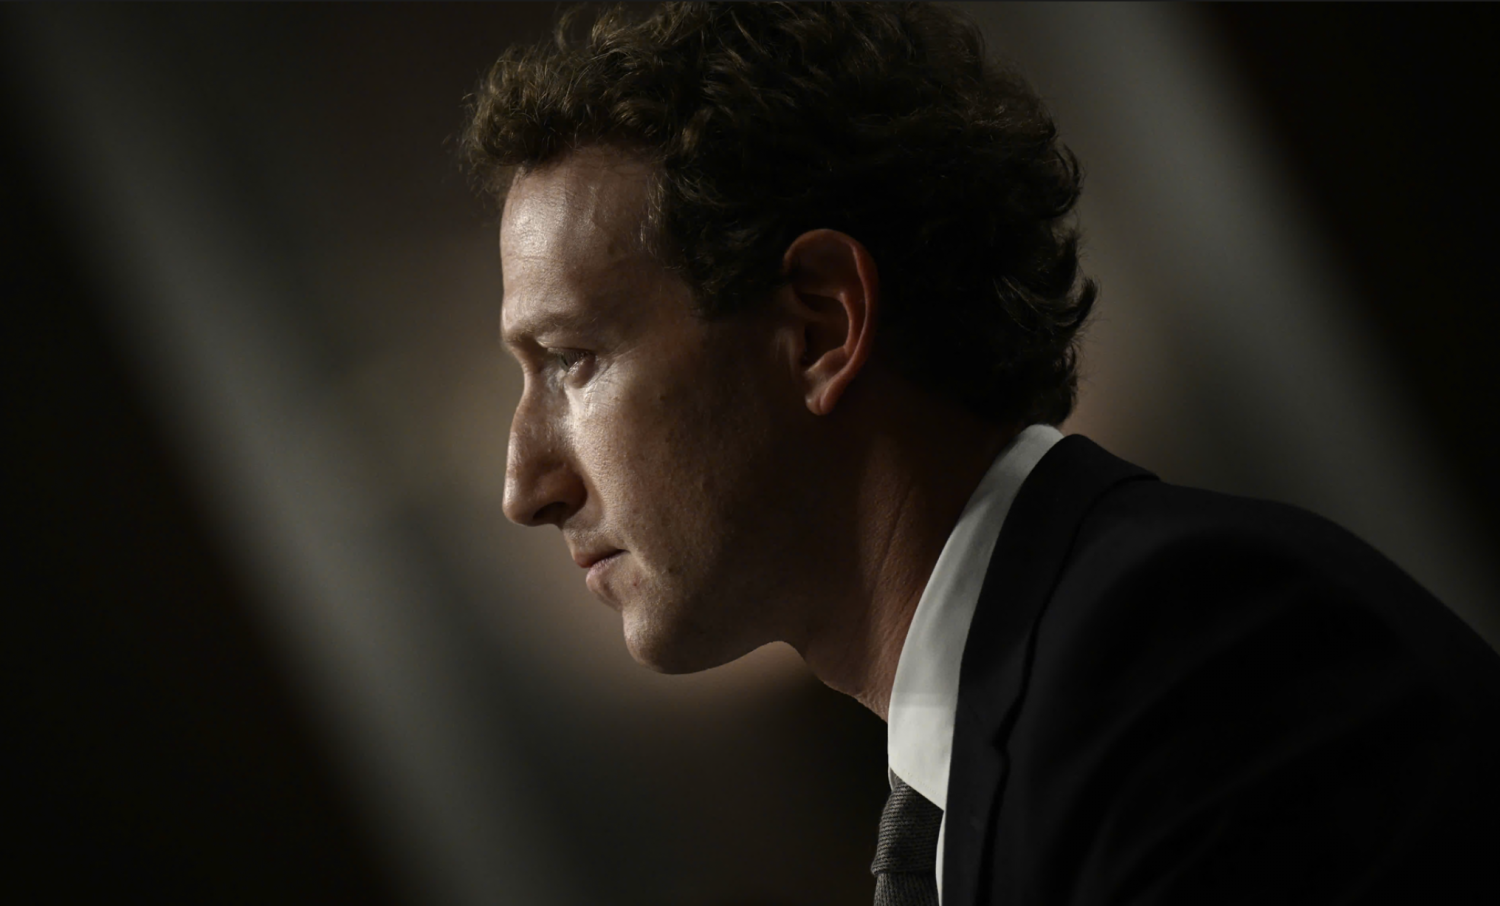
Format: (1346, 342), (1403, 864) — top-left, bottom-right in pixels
(887, 423), (1064, 903)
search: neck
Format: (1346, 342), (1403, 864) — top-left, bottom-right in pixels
(793, 383), (1016, 720)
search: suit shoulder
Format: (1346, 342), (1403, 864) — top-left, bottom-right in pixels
(1074, 479), (1386, 581)
(1030, 476), (1500, 747)
(1071, 480), (1487, 652)
(981, 481), (1500, 904)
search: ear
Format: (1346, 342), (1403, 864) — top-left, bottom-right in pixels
(778, 229), (879, 416)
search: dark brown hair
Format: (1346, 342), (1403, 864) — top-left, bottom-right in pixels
(463, 2), (1096, 426)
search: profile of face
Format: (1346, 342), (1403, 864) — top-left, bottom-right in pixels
(499, 149), (849, 674)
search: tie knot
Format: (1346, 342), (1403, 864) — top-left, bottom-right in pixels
(872, 772), (943, 877)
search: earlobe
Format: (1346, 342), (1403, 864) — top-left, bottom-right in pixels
(780, 229), (879, 417)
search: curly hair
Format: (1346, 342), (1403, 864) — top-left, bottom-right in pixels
(462, 1), (1096, 427)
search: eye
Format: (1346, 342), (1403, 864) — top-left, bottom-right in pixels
(551, 348), (592, 376)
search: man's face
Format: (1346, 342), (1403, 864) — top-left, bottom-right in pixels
(499, 149), (813, 673)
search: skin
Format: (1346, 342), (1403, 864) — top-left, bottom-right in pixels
(499, 147), (1014, 718)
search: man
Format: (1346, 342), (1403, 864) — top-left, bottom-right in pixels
(463, 3), (1500, 904)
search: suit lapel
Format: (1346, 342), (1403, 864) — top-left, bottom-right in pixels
(942, 435), (1155, 905)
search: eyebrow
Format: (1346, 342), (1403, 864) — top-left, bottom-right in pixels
(500, 305), (600, 352)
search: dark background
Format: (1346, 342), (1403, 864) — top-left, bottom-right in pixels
(9, 4), (1497, 904)
(1210, 3), (1499, 536)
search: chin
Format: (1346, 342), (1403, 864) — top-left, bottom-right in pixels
(620, 604), (748, 675)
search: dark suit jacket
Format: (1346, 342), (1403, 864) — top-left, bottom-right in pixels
(943, 435), (1500, 905)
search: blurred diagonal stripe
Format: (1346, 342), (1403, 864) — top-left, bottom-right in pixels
(9, 6), (580, 905)
(957, 2), (1497, 647)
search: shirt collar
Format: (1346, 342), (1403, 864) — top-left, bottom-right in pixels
(887, 424), (1064, 809)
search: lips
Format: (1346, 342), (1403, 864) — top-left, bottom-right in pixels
(581, 549), (625, 603)
(573, 548), (623, 570)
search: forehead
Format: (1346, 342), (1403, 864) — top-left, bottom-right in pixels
(499, 150), (659, 343)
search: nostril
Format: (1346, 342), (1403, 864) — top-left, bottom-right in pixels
(530, 499), (573, 528)
(503, 443), (585, 527)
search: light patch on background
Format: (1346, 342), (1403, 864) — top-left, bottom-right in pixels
(961, 1), (1497, 645)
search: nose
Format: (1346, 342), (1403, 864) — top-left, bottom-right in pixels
(502, 398), (587, 528)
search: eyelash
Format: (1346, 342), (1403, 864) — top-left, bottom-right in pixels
(552, 349), (591, 375)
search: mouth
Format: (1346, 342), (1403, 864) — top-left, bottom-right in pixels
(581, 550), (625, 600)
(574, 548), (624, 570)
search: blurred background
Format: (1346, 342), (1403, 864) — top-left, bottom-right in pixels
(8, 3), (1496, 904)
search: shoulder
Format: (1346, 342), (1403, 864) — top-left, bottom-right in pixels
(1041, 479), (1500, 717)
(980, 478), (1500, 903)
(1019, 475), (1500, 748)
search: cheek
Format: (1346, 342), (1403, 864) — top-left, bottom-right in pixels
(572, 320), (791, 567)
(571, 373), (701, 510)
(580, 359), (752, 533)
